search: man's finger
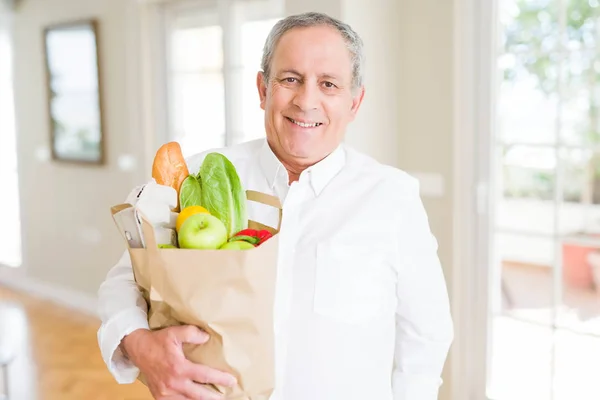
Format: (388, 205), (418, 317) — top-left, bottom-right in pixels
(170, 325), (209, 345)
(187, 362), (237, 388)
(182, 380), (224, 400)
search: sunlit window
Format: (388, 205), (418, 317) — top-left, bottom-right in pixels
(240, 18), (281, 143)
(0, 22), (22, 267)
(168, 23), (226, 158)
(165, 4), (280, 158)
(490, 0), (600, 399)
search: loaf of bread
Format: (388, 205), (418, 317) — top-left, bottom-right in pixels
(151, 141), (189, 211)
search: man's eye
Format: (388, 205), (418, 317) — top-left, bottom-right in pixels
(284, 77), (298, 83)
(323, 81), (336, 88)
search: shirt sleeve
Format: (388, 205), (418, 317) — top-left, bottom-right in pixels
(97, 179), (183, 383)
(96, 250), (150, 384)
(392, 177), (454, 400)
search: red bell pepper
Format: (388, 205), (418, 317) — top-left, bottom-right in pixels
(229, 228), (273, 245)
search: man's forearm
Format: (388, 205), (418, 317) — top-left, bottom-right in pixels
(97, 251), (150, 383)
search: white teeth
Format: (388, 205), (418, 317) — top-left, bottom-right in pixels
(290, 118), (321, 128)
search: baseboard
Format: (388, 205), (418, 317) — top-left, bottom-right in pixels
(0, 269), (98, 318)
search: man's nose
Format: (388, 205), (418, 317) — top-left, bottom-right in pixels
(292, 83), (319, 111)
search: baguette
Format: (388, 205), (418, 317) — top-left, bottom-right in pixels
(152, 141), (189, 211)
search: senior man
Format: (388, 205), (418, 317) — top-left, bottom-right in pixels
(98, 11), (454, 400)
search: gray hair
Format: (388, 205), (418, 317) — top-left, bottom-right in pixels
(260, 12), (365, 90)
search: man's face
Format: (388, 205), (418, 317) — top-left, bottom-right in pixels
(257, 25), (365, 168)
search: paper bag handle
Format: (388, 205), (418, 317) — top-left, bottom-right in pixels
(245, 189), (283, 232)
(110, 204), (143, 249)
(110, 203), (160, 251)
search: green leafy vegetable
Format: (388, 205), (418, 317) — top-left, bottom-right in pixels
(179, 175), (202, 210)
(199, 152), (247, 237)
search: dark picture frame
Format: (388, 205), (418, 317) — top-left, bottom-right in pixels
(43, 18), (105, 165)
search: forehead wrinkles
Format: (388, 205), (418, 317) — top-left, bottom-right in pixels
(271, 27), (353, 81)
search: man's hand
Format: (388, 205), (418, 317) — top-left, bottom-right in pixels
(121, 325), (237, 400)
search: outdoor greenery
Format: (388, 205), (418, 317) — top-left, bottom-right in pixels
(501, 0), (600, 203)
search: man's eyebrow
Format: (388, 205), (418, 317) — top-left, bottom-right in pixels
(276, 70), (341, 81)
(320, 73), (340, 81)
(278, 69), (302, 76)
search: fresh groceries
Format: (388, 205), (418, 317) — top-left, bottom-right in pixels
(176, 205), (210, 232)
(220, 241), (256, 250)
(148, 142), (273, 250)
(151, 142), (190, 212)
(179, 175), (202, 210)
(110, 142), (282, 399)
(178, 213), (228, 249)
(198, 153), (247, 238)
(228, 229), (273, 245)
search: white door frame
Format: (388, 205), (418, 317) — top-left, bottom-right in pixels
(451, 0), (498, 399)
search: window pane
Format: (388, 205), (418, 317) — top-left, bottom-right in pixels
(488, 317), (553, 400)
(497, 52), (559, 144)
(169, 72), (226, 157)
(241, 18), (280, 70)
(498, 0), (562, 145)
(497, 232), (555, 325)
(170, 25), (223, 72)
(0, 30), (16, 170)
(553, 329), (600, 400)
(241, 68), (265, 142)
(0, 29), (20, 267)
(559, 148), (600, 234)
(237, 18), (280, 144)
(0, 171), (21, 267)
(560, 49), (600, 146)
(565, 0), (600, 51)
(500, 0), (561, 56)
(557, 237), (600, 335)
(496, 144), (557, 234)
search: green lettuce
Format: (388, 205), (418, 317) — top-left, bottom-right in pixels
(179, 175), (202, 210)
(199, 153), (247, 237)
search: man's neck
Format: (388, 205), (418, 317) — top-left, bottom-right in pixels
(266, 140), (317, 185)
(282, 161), (305, 185)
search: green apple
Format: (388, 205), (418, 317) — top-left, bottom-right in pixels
(178, 213), (228, 249)
(219, 241), (255, 250)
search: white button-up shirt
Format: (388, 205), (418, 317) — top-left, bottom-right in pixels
(97, 138), (454, 400)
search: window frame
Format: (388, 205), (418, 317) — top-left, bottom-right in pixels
(162, 0), (281, 150)
(130, 0), (282, 176)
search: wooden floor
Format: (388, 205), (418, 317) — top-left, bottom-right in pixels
(0, 285), (152, 400)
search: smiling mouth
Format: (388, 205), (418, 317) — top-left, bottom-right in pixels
(286, 117), (323, 128)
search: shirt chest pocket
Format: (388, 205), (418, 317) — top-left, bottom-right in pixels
(313, 241), (395, 324)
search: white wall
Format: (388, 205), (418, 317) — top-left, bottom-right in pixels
(0, 0), (142, 302)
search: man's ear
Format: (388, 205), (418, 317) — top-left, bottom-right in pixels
(257, 71), (268, 110)
(349, 85), (365, 121)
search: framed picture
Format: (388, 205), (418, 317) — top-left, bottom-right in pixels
(43, 18), (105, 165)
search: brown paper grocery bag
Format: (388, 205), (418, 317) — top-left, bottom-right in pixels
(110, 190), (282, 400)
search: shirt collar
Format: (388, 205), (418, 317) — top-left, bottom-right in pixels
(259, 138), (346, 196)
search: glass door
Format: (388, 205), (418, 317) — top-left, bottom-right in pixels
(488, 1), (600, 399)
(0, 12), (21, 268)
